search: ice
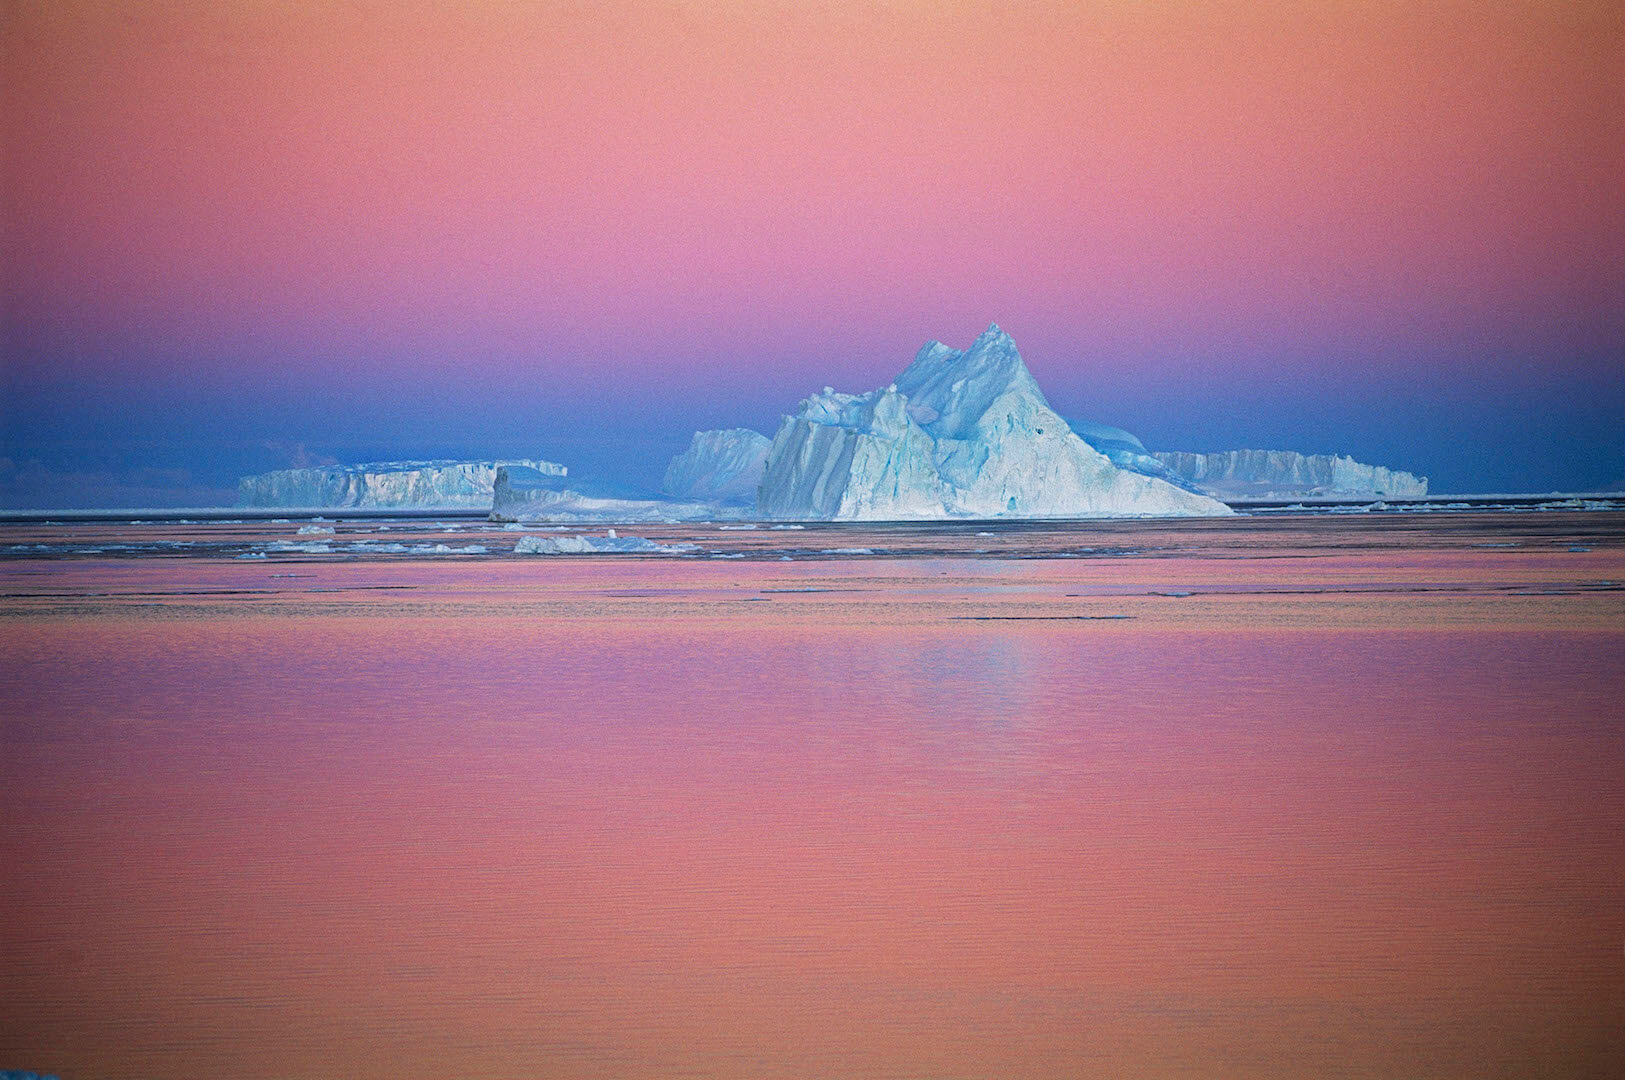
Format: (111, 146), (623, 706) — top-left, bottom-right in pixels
(513, 533), (699, 555)
(265, 540), (335, 553)
(757, 324), (1232, 520)
(1065, 419), (1201, 490)
(295, 525), (335, 535)
(662, 429), (772, 504)
(1153, 449), (1427, 499)
(238, 459), (566, 508)
(490, 466), (734, 523)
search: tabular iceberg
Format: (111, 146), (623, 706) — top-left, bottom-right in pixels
(238, 459), (565, 509)
(756, 324), (1231, 520)
(1153, 450), (1428, 499)
(489, 466), (732, 522)
(662, 429), (772, 504)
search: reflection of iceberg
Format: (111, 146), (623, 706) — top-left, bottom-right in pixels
(490, 466), (731, 523)
(757, 324), (1231, 520)
(1153, 450), (1428, 498)
(238, 459), (566, 508)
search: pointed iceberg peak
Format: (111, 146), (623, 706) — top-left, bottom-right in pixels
(756, 322), (1234, 520)
(895, 321), (1044, 439)
(963, 322), (1024, 366)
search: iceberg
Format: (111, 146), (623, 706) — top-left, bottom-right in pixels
(238, 459), (566, 509)
(756, 324), (1231, 520)
(490, 466), (734, 523)
(662, 428), (772, 504)
(1065, 419), (1203, 491)
(1152, 450), (1428, 499)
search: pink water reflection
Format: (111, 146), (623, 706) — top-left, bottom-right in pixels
(3, 546), (1623, 1079)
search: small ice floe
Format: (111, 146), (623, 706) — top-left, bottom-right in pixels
(408, 543), (487, 554)
(719, 524), (758, 531)
(514, 533), (698, 555)
(235, 552), (268, 560)
(769, 524), (806, 530)
(975, 531), (995, 537)
(1569, 546), (1593, 553)
(348, 541), (410, 553)
(820, 547), (874, 555)
(265, 540), (335, 553)
(296, 525), (336, 535)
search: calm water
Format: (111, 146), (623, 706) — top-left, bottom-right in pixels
(3, 513), (1623, 1078)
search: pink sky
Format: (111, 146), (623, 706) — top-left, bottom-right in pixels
(3, 1), (1623, 496)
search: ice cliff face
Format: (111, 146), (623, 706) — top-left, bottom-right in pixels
(238, 459), (566, 508)
(757, 324), (1232, 520)
(661, 429), (772, 504)
(1065, 419), (1202, 492)
(490, 466), (731, 522)
(1153, 450), (1428, 498)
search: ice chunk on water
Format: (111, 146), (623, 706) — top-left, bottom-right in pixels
(514, 534), (698, 555)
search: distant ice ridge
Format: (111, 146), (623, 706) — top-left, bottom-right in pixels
(1153, 450), (1428, 499)
(756, 324), (1231, 520)
(490, 466), (737, 523)
(238, 459), (566, 508)
(662, 429), (772, 503)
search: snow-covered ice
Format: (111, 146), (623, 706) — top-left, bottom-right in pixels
(238, 459), (566, 508)
(513, 533), (699, 555)
(756, 324), (1232, 520)
(662, 429), (772, 504)
(490, 466), (733, 523)
(1152, 449), (1427, 499)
